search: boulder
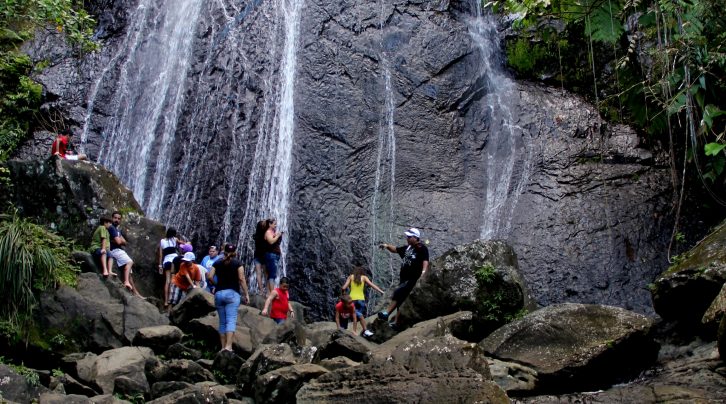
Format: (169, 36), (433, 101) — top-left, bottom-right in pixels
(37, 273), (168, 353)
(317, 356), (360, 371)
(112, 375), (149, 398)
(0, 364), (50, 403)
(71, 347), (154, 395)
(312, 330), (374, 364)
(164, 343), (201, 361)
(146, 381), (234, 404)
(149, 381), (192, 399)
(38, 393), (94, 403)
(719, 316), (726, 360)
(296, 361), (508, 403)
(254, 364), (328, 404)
(301, 322), (338, 348)
(132, 326), (184, 354)
(373, 311), (474, 354)
(49, 373), (100, 397)
(89, 394), (132, 403)
(237, 344), (297, 389)
(401, 240), (536, 332)
(479, 303), (658, 393)
(168, 288), (216, 325)
(211, 350), (245, 384)
(185, 312), (256, 357)
(157, 360), (216, 384)
(652, 219), (726, 336)
(486, 357), (538, 394)
(238, 305), (279, 343)
(703, 282), (726, 333)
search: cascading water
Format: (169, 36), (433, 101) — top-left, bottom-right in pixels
(83, 0), (204, 218)
(467, 2), (533, 240)
(238, 0), (304, 291)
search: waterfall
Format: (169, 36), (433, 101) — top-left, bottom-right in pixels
(467, 2), (533, 240)
(238, 0), (304, 290)
(83, 0), (204, 218)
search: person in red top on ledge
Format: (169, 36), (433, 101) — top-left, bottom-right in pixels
(51, 129), (86, 160)
(262, 276), (294, 324)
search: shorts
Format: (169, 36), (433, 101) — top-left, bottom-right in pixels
(339, 317), (350, 329)
(272, 318), (286, 324)
(163, 261), (173, 272)
(65, 154), (79, 161)
(92, 248), (106, 258)
(253, 257), (264, 267)
(353, 300), (366, 318)
(265, 252), (280, 280)
(392, 280), (416, 305)
(169, 284), (187, 305)
(109, 249), (133, 267)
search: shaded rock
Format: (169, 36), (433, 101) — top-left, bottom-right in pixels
(237, 344), (297, 389)
(254, 364), (328, 404)
(212, 350), (245, 384)
(185, 312), (256, 357)
(150, 381), (192, 399)
(479, 303), (658, 393)
(132, 326), (184, 354)
(37, 273), (167, 353)
(146, 381), (233, 404)
(161, 360), (215, 384)
(39, 393), (93, 403)
(261, 319), (305, 347)
(0, 364), (50, 403)
(373, 311), (474, 353)
(73, 347), (154, 395)
(402, 240), (535, 333)
(317, 356), (360, 371)
(487, 357), (538, 394)
(164, 343), (201, 361)
(296, 361), (508, 403)
(703, 282), (726, 332)
(50, 373), (100, 397)
(169, 288), (216, 325)
(302, 322), (338, 348)
(381, 334), (491, 378)
(89, 394), (131, 403)
(238, 305), (279, 344)
(720, 316), (726, 359)
(112, 375), (149, 398)
(652, 219), (726, 336)
(312, 330), (374, 363)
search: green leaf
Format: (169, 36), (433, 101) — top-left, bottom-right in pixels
(704, 142), (726, 156)
(585, 5), (624, 44)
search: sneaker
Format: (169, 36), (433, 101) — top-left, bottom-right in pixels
(377, 311), (389, 320)
(389, 322), (400, 331)
(363, 330), (374, 337)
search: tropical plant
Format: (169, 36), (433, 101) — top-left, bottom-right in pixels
(0, 211), (78, 338)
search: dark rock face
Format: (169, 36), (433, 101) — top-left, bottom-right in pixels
(19, 0), (677, 320)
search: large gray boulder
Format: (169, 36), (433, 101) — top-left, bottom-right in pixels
(168, 288), (216, 326)
(479, 303), (658, 393)
(237, 344), (298, 390)
(37, 273), (168, 353)
(652, 219), (726, 336)
(71, 347), (155, 395)
(254, 364), (328, 404)
(0, 364), (50, 404)
(131, 326), (184, 354)
(401, 240), (536, 331)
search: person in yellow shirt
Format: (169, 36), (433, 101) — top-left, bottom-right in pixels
(341, 266), (384, 337)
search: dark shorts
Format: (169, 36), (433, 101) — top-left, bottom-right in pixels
(92, 248), (106, 258)
(339, 317), (350, 329)
(272, 318), (286, 324)
(163, 261), (173, 272)
(392, 280), (416, 305)
(353, 300), (366, 318)
(265, 252), (280, 280)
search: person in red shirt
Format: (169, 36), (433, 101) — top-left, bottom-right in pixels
(168, 252), (202, 305)
(51, 130), (86, 160)
(335, 294), (358, 334)
(262, 277), (294, 324)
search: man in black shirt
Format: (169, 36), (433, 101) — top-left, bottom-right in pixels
(378, 227), (429, 328)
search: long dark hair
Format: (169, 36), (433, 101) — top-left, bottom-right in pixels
(353, 266), (365, 284)
(254, 220), (269, 243)
(223, 243), (237, 264)
(165, 227), (177, 239)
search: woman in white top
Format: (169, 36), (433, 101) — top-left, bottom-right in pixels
(157, 227), (178, 307)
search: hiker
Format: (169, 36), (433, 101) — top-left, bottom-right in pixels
(108, 211), (143, 298)
(335, 294), (358, 334)
(252, 220), (269, 295)
(158, 227), (179, 307)
(341, 266), (384, 337)
(207, 243), (249, 351)
(262, 276), (294, 324)
(263, 218), (284, 294)
(50, 129), (87, 160)
(377, 227), (429, 329)
(200, 245), (221, 293)
(90, 217), (115, 277)
(168, 252), (202, 306)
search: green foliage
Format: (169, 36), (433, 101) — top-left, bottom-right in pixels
(506, 38), (549, 74)
(0, 211), (79, 338)
(0, 0), (96, 161)
(494, 0), (726, 198)
(0, 357), (40, 387)
(473, 263), (524, 323)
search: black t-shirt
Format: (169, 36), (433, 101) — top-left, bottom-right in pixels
(213, 258), (243, 293)
(108, 225), (123, 250)
(396, 243), (429, 282)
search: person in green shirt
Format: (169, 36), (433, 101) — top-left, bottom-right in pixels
(90, 217), (115, 277)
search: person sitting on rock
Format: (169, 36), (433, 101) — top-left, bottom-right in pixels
(335, 293), (358, 334)
(108, 211), (143, 298)
(377, 227), (429, 330)
(90, 216), (115, 277)
(168, 252), (202, 306)
(341, 266), (383, 337)
(50, 129), (87, 160)
(262, 276), (294, 324)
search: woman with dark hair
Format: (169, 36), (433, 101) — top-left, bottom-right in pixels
(158, 227), (179, 307)
(341, 266), (384, 337)
(253, 219), (270, 295)
(263, 218), (284, 294)
(207, 243), (249, 351)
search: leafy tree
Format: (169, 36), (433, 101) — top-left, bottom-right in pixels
(0, 211), (78, 339)
(0, 0), (96, 161)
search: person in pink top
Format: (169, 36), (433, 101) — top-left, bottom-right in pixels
(262, 277), (294, 324)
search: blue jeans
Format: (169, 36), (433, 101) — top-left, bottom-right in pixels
(215, 289), (240, 333)
(265, 252), (280, 280)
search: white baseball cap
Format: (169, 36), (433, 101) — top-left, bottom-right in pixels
(182, 252), (196, 262)
(404, 228), (421, 238)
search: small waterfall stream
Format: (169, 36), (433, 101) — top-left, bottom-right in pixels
(467, 2), (533, 240)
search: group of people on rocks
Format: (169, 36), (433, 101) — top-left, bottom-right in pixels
(89, 211), (142, 297)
